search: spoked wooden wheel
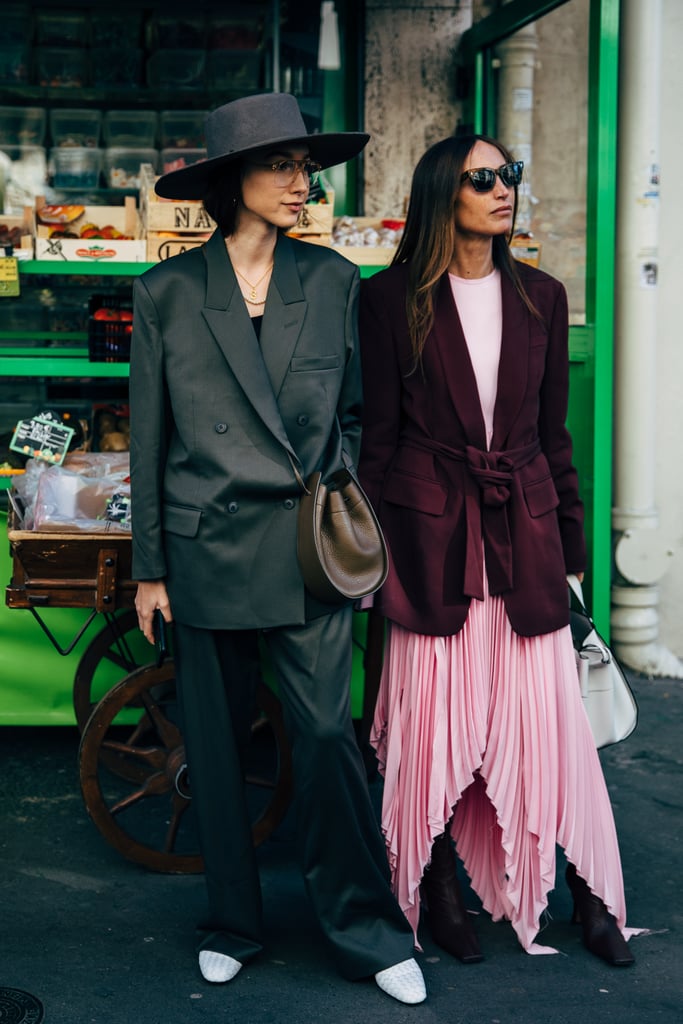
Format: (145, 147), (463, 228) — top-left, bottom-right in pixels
(79, 665), (293, 873)
(73, 608), (155, 733)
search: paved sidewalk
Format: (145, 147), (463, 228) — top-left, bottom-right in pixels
(1, 669), (681, 1024)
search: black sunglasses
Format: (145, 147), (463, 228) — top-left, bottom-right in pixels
(460, 161), (524, 192)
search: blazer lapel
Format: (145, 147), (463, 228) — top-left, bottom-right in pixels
(259, 234), (307, 398)
(431, 275), (488, 449)
(490, 270), (529, 449)
(201, 230), (295, 456)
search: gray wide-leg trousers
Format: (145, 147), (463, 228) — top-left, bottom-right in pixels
(173, 607), (413, 979)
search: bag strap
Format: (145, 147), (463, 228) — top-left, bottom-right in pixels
(567, 573), (588, 612)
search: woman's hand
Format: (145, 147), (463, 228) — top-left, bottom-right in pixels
(135, 579), (173, 644)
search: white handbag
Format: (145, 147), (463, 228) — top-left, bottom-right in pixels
(567, 574), (638, 749)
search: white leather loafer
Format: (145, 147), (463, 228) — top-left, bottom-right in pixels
(198, 950), (243, 983)
(375, 957), (426, 1004)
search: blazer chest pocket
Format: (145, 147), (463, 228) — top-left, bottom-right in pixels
(163, 503), (202, 537)
(523, 476), (559, 517)
(382, 470), (447, 516)
(290, 355), (340, 372)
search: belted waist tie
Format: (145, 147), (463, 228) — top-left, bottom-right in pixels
(402, 436), (542, 599)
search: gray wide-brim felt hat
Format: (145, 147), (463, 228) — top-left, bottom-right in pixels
(155, 92), (370, 199)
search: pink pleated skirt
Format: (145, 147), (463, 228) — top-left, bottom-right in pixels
(371, 583), (632, 955)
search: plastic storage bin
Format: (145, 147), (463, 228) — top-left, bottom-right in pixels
(207, 15), (263, 50)
(147, 15), (206, 49)
(35, 10), (88, 47)
(160, 148), (207, 174)
(5, 5), (33, 45)
(159, 110), (206, 149)
(50, 108), (101, 148)
(104, 148), (158, 189)
(36, 47), (88, 87)
(146, 49), (206, 89)
(88, 294), (133, 363)
(0, 45), (30, 84)
(50, 147), (102, 189)
(90, 48), (143, 87)
(206, 50), (261, 91)
(90, 12), (143, 48)
(0, 106), (46, 146)
(103, 110), (157, 148)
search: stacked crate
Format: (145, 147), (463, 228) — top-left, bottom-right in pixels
(139, 163), (214, 262)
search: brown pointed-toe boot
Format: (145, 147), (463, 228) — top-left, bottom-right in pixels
(565, 863), (635, 966)
(421, 832), (483, 963)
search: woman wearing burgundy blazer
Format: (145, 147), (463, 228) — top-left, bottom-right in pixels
(358, 135), (637, 967)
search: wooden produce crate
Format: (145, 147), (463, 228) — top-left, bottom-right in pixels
(139, 163), (214, 262)
(35, 196), (146, 262)
(146, 231), (213, 262)
(0, 206), (34, 259)
(286, 171), (334, 241)
(6, 502), (135, 613)
(331, 216), (403, 266)
(139, 163), (215, 233)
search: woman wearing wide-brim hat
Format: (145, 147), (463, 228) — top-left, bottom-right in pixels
(128, 92), (426, 1005)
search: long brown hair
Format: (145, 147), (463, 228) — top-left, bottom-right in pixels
(393, 134), (542, 366)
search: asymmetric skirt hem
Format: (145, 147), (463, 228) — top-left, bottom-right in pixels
(371, 582), (632, 955)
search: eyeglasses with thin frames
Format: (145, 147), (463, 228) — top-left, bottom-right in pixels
(249, 158), (322, 187)
(460, 161), (524, 193)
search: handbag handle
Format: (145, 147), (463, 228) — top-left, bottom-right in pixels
(567, 573), (587, 610)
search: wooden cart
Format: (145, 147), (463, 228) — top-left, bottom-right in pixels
(5, 503), (293, 874)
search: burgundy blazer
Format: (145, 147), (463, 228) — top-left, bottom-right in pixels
(357, 262), (586, 638)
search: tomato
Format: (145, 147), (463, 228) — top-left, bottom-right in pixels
(118, 310), (133, 321)
(93, 308), (121, 321)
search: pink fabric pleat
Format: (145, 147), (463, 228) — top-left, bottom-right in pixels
(371, 579), (631, 955)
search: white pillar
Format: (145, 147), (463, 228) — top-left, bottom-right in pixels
(611, 0), (682, 676)
(495, 23), (537, 234)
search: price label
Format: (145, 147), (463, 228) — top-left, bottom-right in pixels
(10, 416), (75, 465)
(0, 257), (20, 297)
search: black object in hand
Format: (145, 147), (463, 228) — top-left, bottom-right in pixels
(153, 609), (168, 666)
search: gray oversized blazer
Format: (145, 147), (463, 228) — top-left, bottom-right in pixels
(129, 229), (362, 629)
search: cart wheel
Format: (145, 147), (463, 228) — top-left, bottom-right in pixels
(73, 609), (155, 732)
(79, 665), (293, 873)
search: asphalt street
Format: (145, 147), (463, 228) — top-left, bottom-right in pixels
(1, 668), (681, 1024)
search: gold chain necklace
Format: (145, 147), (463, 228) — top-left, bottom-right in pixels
(234, 263), (273, 305)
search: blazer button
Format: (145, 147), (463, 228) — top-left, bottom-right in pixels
(297, 414), (309, 426)
(227, 501), (239, 514)
(283, 498), (295, 510)
(214, 422), (228, 434)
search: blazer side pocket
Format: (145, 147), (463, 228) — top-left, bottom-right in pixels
(523, 476), (560, 517)
(163, 503), (202, 537)
(382, 471), (447, 516)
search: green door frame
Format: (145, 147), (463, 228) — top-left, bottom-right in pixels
(458, 0), (619, 634)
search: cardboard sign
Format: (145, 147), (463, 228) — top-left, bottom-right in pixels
(10, 416), (75, 465)
(0, 257), (20, 297)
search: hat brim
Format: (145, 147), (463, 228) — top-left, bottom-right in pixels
(155, 131), (370, 200)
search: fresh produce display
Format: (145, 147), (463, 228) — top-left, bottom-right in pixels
(36, 205), (134, 240)
(0, 224), (29, 248)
